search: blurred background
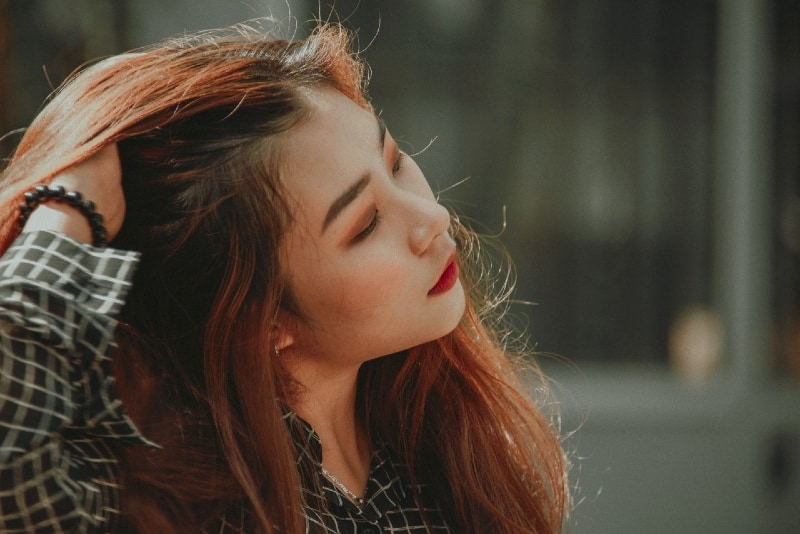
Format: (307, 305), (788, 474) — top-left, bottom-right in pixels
(1, 0), (798, 532)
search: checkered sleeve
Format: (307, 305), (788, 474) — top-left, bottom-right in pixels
(0, 231), (152, 533)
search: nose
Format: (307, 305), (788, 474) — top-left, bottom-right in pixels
(407, 196), (451, 255)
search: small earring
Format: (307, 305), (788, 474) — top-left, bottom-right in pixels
(274, 343), (280, 357)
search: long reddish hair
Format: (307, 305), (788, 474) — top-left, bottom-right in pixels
(0, 22), (569, 533)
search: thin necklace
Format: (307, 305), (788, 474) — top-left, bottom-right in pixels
(320, 466), (365, 507)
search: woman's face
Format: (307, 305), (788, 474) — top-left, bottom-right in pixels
(279, 87), (465, 369)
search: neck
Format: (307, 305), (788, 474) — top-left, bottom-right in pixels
(284, 353), (371, 500)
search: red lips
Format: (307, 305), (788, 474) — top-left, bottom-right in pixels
(428, 256), (459, 296)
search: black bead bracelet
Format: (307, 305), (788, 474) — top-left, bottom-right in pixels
(18, 184), (108, 247)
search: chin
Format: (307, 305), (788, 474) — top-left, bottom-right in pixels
(436, 284), (467, 337)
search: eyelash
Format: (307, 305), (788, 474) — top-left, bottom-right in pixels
(353, 152), (405, 242)
(354, 210), (381, 242)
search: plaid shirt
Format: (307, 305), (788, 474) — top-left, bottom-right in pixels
(1, 231), (451, 533)
(280, 412), (451, 534)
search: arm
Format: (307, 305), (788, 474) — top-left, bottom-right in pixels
(0, 146), (152, 532)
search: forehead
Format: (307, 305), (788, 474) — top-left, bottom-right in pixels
(279, 87), (380, 232)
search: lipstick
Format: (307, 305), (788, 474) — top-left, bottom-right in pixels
(428, 259), (459, 296)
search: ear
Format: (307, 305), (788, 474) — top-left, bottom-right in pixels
(275, 328), (295, 352)
(272, 313), (296, 353)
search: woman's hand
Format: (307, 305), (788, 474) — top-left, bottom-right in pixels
(22, 144), (125, 244)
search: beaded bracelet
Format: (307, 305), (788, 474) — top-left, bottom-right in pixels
(18, 184), (108, 247)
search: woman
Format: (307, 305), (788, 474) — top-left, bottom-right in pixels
(0, 22), (569, 533)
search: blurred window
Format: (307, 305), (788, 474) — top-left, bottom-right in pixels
(773, 0), (800, 380)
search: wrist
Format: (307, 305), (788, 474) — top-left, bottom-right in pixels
(22, 204), (95, 244)
(18, 185), (108, 247)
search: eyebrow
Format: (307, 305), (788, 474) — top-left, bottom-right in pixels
(320, 115), (388, 234)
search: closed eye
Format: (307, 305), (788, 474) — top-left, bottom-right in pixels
(353, 209), (380, 242)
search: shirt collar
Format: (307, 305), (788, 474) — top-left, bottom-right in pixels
(281, 410), (410, 520)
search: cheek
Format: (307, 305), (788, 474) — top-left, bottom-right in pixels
(310, 256), (409, 321)
(342, 261), (406, 310)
